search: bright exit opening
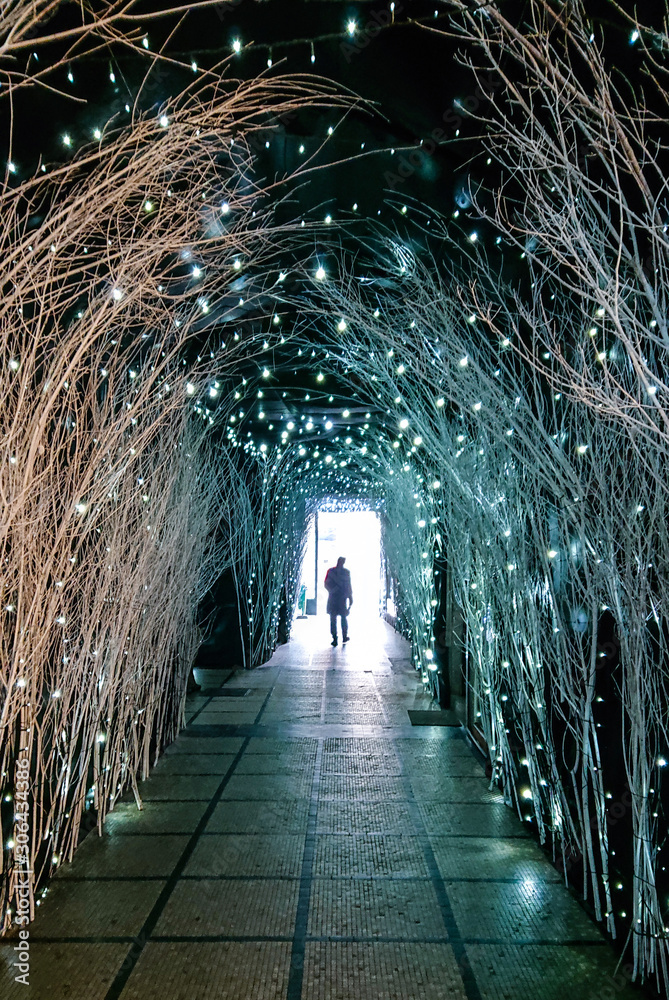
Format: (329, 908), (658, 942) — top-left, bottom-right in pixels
(299, 509), (383, 622)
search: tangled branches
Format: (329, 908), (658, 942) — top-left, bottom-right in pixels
(0, 0), (344, 929)
(292, 229), (669, 986)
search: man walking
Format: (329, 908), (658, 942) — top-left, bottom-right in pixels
(324, 556), (353, 647)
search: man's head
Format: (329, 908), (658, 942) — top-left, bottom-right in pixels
(336, 556), (346, 569)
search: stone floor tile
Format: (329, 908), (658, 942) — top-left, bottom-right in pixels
(137, 774), (222, 801)
(318, 774), (408, 800)
(465, 942), (641, 999)
(193, 712), (260, 726)
(313, 835), (429, 878)
(302, 942), (467, 1000)
(164, 737), (245, 755)
(104, 800), (211, 835)
(419, 802), (528, 837)
(221, 773), (313, 800)
(0, 942), (129, 1000)
(322, 737), (397, 754)
(308, 879), (446, 939)
(152, 753), (238, 775)
(316, 801), (414, 834)
(430, 836), (563, 882)
(245, 737), (318, 754)
(154, 879), (299, 937)
(29, 878), (165, 938)
(235, 754), (317, 775)
(409, 761), (488, 782)
(183, 834), (305, 877)
(205, 799), (310, 834)
(123, 941), (291, 1000)
(321, 753), (403, 776)
(448, 881), (603, 942)
(54, 834), (189, 878)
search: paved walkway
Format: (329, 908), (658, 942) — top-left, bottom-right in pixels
(1, 617), (641, 999)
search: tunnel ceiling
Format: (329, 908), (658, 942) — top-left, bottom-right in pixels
(2, 0), (651, 502)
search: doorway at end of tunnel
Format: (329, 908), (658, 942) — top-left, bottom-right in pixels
(300, 509), (383, 627)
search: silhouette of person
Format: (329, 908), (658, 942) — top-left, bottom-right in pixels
(324, 556), (353, 647)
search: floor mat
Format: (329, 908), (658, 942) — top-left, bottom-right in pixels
(407, 709), (461, 727)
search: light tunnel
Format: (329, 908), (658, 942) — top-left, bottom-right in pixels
(1, 1), (668, 998)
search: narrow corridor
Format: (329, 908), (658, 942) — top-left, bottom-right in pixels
(2, 619), (640, 999)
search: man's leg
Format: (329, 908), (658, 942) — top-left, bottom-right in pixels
(330, 614), (338, 646)
(342, 612), (349, 642)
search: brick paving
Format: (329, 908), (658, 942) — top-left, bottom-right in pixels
(0, 617), (643, 999)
